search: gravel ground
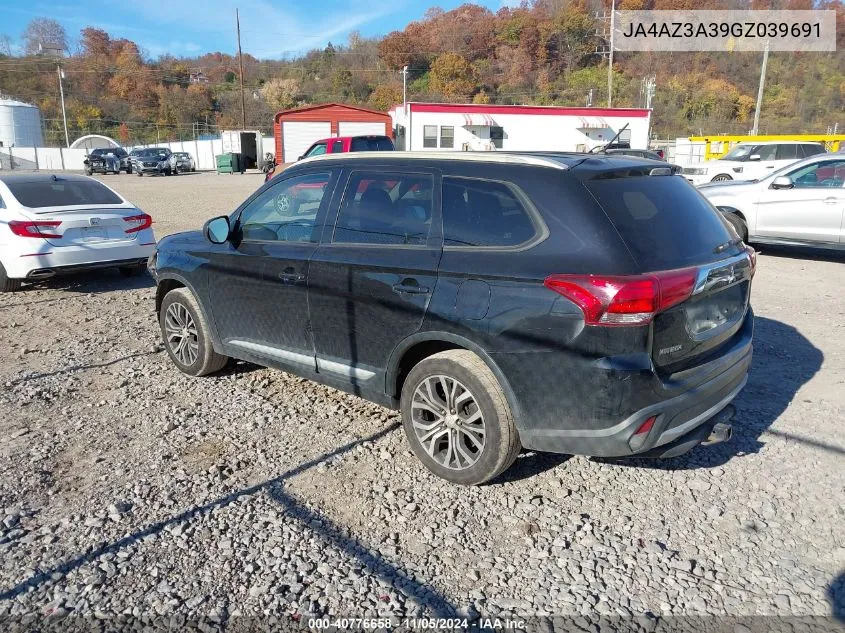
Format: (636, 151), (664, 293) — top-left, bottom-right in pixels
(0, 172), (843, 629)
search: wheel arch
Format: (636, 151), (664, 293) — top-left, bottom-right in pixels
(155, 272), (223, 350)
(385, 332), (523, 425)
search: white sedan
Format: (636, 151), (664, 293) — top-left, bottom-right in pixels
(699, 153), (845, 248)
(0, 174), (155, 292)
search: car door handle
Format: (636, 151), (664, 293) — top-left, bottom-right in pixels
(823, 197), (839, 205)
(279, 268), (305, 283)
(392, 279), (430, 295)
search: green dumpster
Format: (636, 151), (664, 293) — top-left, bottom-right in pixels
(216, 152), (244, 174)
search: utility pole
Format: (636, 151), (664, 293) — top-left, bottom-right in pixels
(607, 0), (615, 108)
(401, 65), (408, 114)
(57, 65), (69, 148)
(751, 41), (769, 136)
(236, 8), (247, 130)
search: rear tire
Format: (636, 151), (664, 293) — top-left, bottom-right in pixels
(725, 214), (749, 243)
(0, 262), (22, 293)
(160, 288), (228, 377)
(401, 349), (520, 485)
(711, 174), (733, 182)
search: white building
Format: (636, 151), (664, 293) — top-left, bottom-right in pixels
(389, 103), (651, 153)
(0, 99), (45, 148)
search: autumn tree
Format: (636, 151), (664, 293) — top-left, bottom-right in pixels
(22, 18), (67, 55)
(261, 78), (302, 111)
(430, 52), (477, 102)
(369, 84), (402, 111)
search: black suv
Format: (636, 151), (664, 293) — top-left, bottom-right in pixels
(150, 152), (754, 485)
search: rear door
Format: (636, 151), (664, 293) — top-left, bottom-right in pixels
(585, 174), (752, 373)
(308, 167), (440, 386)
(753, 158), (845, 243)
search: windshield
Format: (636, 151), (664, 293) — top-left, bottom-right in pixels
(6, 178), (123, 208)
(719, 144), (756, 161)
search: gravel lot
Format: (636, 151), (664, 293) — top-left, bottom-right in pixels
(1, 172), (843, 629)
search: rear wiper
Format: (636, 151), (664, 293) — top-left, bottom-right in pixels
(713, 238), (743, 253)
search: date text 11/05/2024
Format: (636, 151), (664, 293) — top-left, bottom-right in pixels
(307, 617), (527, 630)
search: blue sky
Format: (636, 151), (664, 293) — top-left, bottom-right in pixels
(3, 0), (509, 59)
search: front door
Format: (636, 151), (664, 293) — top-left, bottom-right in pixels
(308, 168), (441, 389)
(208, 169), (338, 369)
(754, 158), (845, 244)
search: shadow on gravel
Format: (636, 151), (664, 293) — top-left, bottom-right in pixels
(831, 571), (845, 622)
(493, 451), (571, 484)
(6, 350), (161, 386)
(0, 422), (458, 617)
(0, 270), (153, 309)
(600, 315), (823, 471)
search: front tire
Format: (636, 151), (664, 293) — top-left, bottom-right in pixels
(0, 262), (22, 292)
(401, 350), (520, 485)
(725, 213), (749, 243)
(160, 288), (228, 377)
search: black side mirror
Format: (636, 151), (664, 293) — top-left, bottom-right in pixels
(297, 155), (304, 161)
(204, 216), (231, 244)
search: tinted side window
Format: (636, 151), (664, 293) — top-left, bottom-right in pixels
(239, 172), (332, 243)
(350, 137), (393, 151)
(330, 140), (343, 153)
(333, 171), (433, 246)
(802, 144), (825, 158)
(776, 145), (799, 160)
(305, 143), (327, 158)
(787, 160), (845, 188)
(442, 177), (538, 248)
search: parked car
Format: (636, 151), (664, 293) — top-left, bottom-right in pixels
(84, 147), (131, 175)
(700, 153), (845, 248)
(0, 174), (154, 292)
(151, 151), (754, 485)
(130, 148), (174, 176)
(264, 135), (395, 183)
(170, 152), (196, 174)
(682, 141), (825, 186)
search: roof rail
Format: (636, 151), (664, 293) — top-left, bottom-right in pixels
(298, 151), (570, 170)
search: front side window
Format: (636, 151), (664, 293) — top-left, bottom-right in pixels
(423, 126), (437, 148)
(786, 160), (845, 188)
(238, 171), (332, 242)
(442, 177), (538, 248)
(440, 126), (454, 149)
(754, 145), (778, 161)
(333, 172), (433, 246)
(305, 143), (327, 158)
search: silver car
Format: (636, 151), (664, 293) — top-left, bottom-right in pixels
(700, 153), (845, 248)
(170, 152), (196, 174)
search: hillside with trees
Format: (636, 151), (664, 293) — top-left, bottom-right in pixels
(0, 1), (842, 147)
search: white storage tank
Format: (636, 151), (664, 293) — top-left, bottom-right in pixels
(0, 99), (45, 148)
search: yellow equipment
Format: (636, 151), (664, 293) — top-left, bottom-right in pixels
(689, 135), (845, 161)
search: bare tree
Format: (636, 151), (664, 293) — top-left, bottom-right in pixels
(21, 18), (67, 55)
(0, 34), (13, 56)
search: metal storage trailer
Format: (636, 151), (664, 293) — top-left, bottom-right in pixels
(273, 103), (392, 164)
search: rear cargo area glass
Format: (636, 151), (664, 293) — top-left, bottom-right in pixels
(8, 180), (122, 208)
(586, 176), (733, 270)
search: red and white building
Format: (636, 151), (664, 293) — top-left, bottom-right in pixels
(388, 102), (652, 153)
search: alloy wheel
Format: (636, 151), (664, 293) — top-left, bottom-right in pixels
(411, 375), (486, 470)
(164, 302), (199, 366)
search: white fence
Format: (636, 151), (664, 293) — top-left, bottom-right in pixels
(0, 136), (275, 172)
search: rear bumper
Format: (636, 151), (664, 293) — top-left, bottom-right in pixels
(4, 240), (155, 279)
(508, 312), (753, 458)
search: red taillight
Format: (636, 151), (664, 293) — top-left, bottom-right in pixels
(634, 415), (657, 436)
(745, 245), (756, 277)
(124, 214), (152, 234)
(544, 268), (697, 327)
(8, 220), (62, 239)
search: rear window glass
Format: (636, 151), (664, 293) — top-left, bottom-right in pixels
(586, 175), (733, 269)
(350, 137), (393, 151)
(6, 179), (123, 208)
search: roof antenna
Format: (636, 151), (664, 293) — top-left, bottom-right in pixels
(589, 123), (629, 154)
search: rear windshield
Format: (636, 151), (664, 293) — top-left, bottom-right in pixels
(6, 179), (123, 208)
(350, 137), (394, 151)
(586, 175), (733, 270)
